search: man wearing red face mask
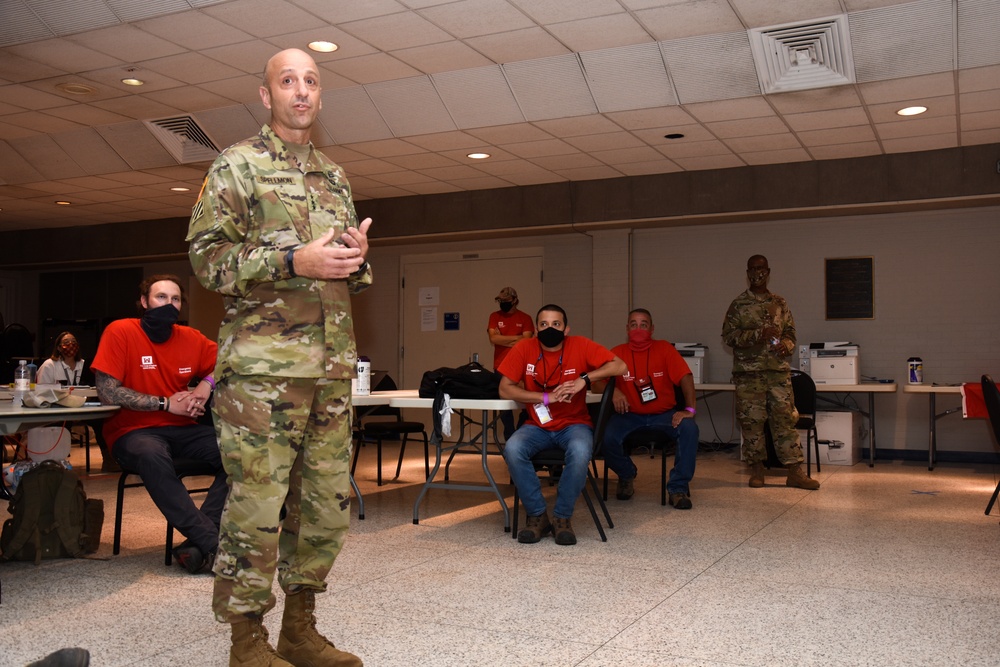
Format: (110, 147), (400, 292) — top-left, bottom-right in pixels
(487, 286), (534, 440)
(596, 309), (699, 507)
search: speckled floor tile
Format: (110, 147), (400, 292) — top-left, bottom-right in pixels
(2, 443), (998, 666)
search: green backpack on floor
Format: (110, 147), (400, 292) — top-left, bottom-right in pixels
(1, 461), (103, 564)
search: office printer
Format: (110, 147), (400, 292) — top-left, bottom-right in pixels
(807, 342), (860, 385)
(673, 343), (706, 385)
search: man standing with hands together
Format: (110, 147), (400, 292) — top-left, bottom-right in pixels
(189, 47), (370, 667)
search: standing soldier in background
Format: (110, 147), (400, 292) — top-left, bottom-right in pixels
(722, 255), (819, 491)
(188, 47), (370, 667)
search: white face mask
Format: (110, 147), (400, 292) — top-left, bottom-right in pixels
(747, 268), (769, 287)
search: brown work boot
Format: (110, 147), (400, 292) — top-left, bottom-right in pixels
(748, 462), (765, 488)
(517, 511), (552, 543)
(230, 617), (293, 667)
(785, 463), (820, 490)
(552, 517), (577, 545)
(616, 477), (635, 500)
(277, 589), (363, 667)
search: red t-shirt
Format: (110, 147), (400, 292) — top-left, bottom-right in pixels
(498, 335), (615, 431)
(488, 308), (535, 369)
(91, 319), (218, 448)
(610, 340), (692, 415)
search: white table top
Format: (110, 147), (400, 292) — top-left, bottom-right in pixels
(695, 382), (897, 393)
(0, 403), (119, 435)
(901, 383), (963, 394)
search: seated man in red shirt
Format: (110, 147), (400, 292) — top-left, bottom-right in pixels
(598, 309), (699, 508)
(498, 304), (626, 545)
(91, 275), (225, 574)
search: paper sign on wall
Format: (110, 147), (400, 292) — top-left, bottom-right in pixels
(418, 287), (439, 306)
(444, 312), (460, 331)
(421, 307), (437, 332)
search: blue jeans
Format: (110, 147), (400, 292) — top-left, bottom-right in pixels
(602, 410), (699, 495)
(114, 424), (227, 554)
(502, 423), (593, 519)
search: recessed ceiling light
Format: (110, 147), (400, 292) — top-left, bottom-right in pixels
(121, 78), (145, 86)
(55, 201), (71, 206)
(308, 41), (339, 53)
(896, 106), (927, 116)
(467, 152), (490, 159)
(56, 82), (97, 96)
(170, 187), (191, 192)
(664, 133), (685, 140)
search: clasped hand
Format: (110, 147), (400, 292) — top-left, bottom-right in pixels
(292, 217), (373, 280)
(547, 380), (580, 403)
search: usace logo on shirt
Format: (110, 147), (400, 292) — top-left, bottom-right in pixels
(141, 356), (156, 370)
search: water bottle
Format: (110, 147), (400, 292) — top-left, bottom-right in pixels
(13, 360), (30, 407)
(26, 361), (37, 387)
(907, 357), (923, 385)
(356, 356), (371, 395)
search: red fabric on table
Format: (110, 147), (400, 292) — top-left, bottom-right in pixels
(961, 383), (987, 419)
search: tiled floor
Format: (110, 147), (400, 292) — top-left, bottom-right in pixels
(2, 438), (999, 666)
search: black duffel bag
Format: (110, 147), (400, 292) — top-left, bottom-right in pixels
(418, 361), (501, 399)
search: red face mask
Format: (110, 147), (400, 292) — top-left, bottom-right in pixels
(628, 328), (653, 351)
(60, 342), (79, 358)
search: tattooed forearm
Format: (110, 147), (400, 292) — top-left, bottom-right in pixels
(95, 370), (160, 411)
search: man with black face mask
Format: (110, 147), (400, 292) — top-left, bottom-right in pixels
(487, 287), (534, 441)
(498, 304), (626, 545)
(722, 255), (819, 491)
(91, 274), (226, 573)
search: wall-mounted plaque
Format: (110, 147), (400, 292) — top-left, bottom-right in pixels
(825, 257), (874, 320)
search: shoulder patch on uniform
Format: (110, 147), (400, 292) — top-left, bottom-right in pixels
(256, 175), (296, 185)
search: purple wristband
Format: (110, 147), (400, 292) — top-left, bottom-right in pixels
(202, 376), (216, 390)
(543, 392), (549, 406)
(684, 406), (696, 415)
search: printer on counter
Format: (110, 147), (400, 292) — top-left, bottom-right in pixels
(673, 343), (706, 385)
(806, 342), (860, 385)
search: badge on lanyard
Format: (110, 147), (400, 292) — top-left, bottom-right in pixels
(636, 377), (657, 404)
(533, 402), (553, 424)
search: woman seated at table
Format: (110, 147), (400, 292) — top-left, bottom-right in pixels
(37, 331), (87, 386)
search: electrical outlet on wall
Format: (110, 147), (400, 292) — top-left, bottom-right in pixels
(798, 344), (810, 372)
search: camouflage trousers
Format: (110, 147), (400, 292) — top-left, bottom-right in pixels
(210, 375), (353, 623)
(733, 371), (803, 465)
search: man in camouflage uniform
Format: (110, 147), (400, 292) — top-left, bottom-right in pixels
(722, 255), (819, 491)
(187, 48), (370, 667)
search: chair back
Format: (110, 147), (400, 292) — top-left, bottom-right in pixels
(789, 370), (817, 417)
(981, 375), (1000, 447)
(591, 377), (617, 459)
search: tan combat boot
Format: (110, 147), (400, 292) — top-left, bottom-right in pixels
(748, 462), (765, 488)
(277, 589), (363, 667)
(230, 616), (294, 667)
(785, 463), (820, 490)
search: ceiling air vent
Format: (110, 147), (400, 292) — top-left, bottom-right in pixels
(144, 115), (220, 163)
(748, 15), (855, 94)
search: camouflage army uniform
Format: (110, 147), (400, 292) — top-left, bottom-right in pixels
(721, 289), (802, 465)
(187, 124), (372, 623)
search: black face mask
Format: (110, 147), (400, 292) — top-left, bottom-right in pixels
(498, 301), (514, 313)
(536, 327), (565, 348)
(141, 303), (179, 343)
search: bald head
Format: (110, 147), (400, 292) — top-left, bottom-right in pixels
(259, 48), (322, 144)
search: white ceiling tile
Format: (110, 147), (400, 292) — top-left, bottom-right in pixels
(2, 111), (83, 133)
(958, 65), (1000, 94)
(547, 14), (652, 52)
(92, 95), (185, 121)
(635, 2), (744, 41)
(416, 164), (486, 180)
(875, 115), (956, 139)
(562, 131), (645, 152)
(344, 138), (428, 158)
(725, 133), (801, 152)
(335, 158), (405, 176)
(797, 124), (878, 147)
(581, 41), (676, 113)
(6, 38), (123, 73)
(960, 127), (1000, 144)
(858, 72), (954, 104)
(616, 158), (683, 175)
(432, 66), (525, 128)
(880, 132), (957, 152)
(385, 152), (461, 170)
(960, 89), (1000, 114)
(391, 41), (494, 74)
(318, 87), (393, 144)
(420, 0), (536, 38)
(367, 76), (456, 136)
(631, 124), (716, 144)
(79, 65), (187, 95)
(7, 134), (87, 179)
(139, 52), (245, 85)
(143, 86), (233, 113)
(289, 0), (408, 23)
(552, 164), (623, 180)
(0, 84), (76, 110)
(729, 0), (845, 28)
(866, 94), (955, 123)
(464, 28), (570, 64)
(67, 25), (186, 62)
(767, 86), (864, 113)
(0, 0), (53, 48)
(26, 0), (119, 36)
(503, 54), (598, 120)
(604, 107), (697, 129)
(134, 12), (254, 50)
(339, 11), (453, 51)
(960, 110), (1000, 131)
(589, 145), (665, 165)
(199, 75), (265, 105)
(662, 32), (760, 103)
(51, 128), (131, 174)
(201, 0), (328, 38)
(502, 137), (579, 158)
(656, 139), (735, 158)
(326, 53), (422, 85)
(683, 96), (776, 122)
(44, 103), (132, 126)
(850, 0), (954, 83)
(509, 0), (625, 24)
(783, 107), (870, 132)
(446, 175), (515, 190)
(671, 153), (745, 170)
(0, 52), (67, 83)
(705, 116), (788, 139)
(201, 41), (291, 77)
(533, 115), (622, 137)
(404, 131), (485, 151)
(530, 153), (604, 170)
(739, 147), (812, 165)
(466, 123), (555, 144)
